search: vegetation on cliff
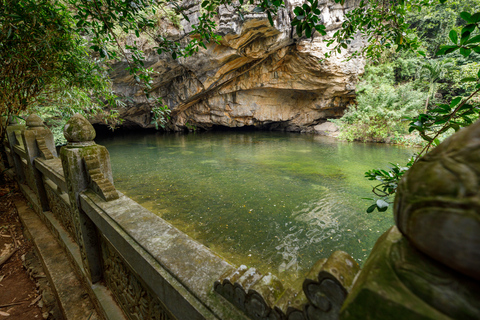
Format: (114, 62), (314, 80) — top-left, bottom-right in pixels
(334, 0), (480, 145)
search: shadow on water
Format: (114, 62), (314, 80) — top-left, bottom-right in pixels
(95, 129), (415, 286)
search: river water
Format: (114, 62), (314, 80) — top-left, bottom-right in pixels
(96, 131), (414, 285)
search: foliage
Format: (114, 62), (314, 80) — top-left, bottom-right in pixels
(333, 64), (426, 142)
(363, 157), (415, 212)
(417, 58), (458, 112)
(151, 102), (171, 129)
(407, 0), (480, 56)
(0, 0), (113, 141)
(365, 9), (480, 212)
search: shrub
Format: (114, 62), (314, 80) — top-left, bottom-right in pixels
(334, 64), (426, 143)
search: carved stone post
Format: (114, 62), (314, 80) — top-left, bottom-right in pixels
(60, 113), (119, 283)
(5, 117), (26, 183)
(21, 114), (57, 212)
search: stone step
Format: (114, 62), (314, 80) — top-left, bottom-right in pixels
(14, 196), (118, 320)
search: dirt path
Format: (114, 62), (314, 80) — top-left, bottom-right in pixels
(0, 178), (47, 319)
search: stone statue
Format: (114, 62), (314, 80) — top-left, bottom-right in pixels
(341, 120), (480, 320)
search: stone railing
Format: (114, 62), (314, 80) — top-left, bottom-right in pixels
(1, 114), (362, 320)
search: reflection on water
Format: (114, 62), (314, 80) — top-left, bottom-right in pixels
(96, 131), (414, 285)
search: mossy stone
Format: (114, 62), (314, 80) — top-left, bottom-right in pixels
(340, 226), (480, 320)
(63, 114), (96, 142)
(26, 114), (44, 128)
(394, 119), (480, 280)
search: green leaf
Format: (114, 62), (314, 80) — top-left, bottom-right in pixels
(436, 45), (459, 55)
(445, 46), (460, 54)
(460, 12), (472, 23)
(432, 108), (451, 114)
(267, 11), (274, 26)
(460, 31), (471, 45)
(135, 29), (139, 37)
(461, 77), (477, 82)
(305, 24), (312, 38)
(449, 30), (458, 44)
(462, 24), (476, 35)
(450, 97), (462, 107)
(366, 204), (376, 213)
(314, 24), (326, 35)
(472, 12), (480, 23)
(293, 7), (304, 16)
(460, 47), (472, 57)
(417, 50), (426, 57)
(466, 35), (480, 44)
(472, 46), (480, 53)
(434, 118), (448, 124)
(296, 24), (302, 37)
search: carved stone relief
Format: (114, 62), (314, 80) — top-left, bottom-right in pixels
(45, 181), (77, 241)
(100, 237), (174, 320)
(23, 161), (36, 192)
(83, 154), (119, 201)
(36, 137), (54, 160)
(214, 250), (360, 320)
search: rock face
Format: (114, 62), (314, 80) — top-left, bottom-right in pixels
(101, 0), (365, 132)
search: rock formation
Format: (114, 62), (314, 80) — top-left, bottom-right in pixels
(99, 0), (365, 132)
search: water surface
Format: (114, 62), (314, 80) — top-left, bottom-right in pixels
(97, 131), (413, 285)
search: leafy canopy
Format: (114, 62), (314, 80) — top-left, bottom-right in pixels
(0, 0), (113, 139)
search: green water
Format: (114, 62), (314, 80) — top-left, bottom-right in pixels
(97, 131), (414, 284)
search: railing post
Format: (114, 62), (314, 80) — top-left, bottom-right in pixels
(5, 116), (26, 183)
(21, 114), (57, 213)
(60, 113), (119, 283)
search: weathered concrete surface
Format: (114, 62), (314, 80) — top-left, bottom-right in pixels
(80, 190), (250, 320)
(94, 0), (364, 132)
(14, 195), (102, 320)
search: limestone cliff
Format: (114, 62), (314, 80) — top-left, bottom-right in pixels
(102, 0), (365, 133)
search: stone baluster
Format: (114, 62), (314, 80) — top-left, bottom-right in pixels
(5, 116), (26, 183)
(21, 114), (57, 212)
(302, 251), (359, 320)
(214, 251), (360, 320)
(60, 113), (118, 283)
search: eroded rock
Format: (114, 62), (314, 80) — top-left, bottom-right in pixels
(96, 0), (365, 131)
